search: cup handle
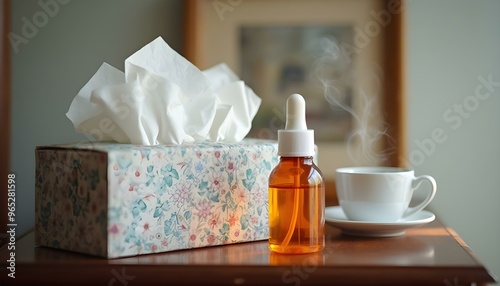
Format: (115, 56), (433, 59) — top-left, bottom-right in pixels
(403, 175), (437, 218)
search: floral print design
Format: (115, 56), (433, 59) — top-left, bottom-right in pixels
(35, 140), (278, 258)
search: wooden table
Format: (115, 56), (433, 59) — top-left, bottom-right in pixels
(0, 220), (496, 285)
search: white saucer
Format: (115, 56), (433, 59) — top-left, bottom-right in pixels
(325, 206), (435, 237)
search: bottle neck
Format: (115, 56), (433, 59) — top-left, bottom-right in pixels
(279, 156), (314, 165)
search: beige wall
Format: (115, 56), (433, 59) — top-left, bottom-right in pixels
(406, 0), (500, 281)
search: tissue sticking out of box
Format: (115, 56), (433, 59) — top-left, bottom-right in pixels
(66, 37), (261, 145)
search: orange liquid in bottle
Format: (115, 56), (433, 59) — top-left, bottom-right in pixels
(268, 157), (325, 254)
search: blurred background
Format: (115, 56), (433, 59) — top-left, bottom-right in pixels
(3, 0), (500, 280)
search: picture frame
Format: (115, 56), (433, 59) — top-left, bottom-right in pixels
(184, 0), (405, 204)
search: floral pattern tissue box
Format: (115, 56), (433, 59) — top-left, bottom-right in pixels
(35, 139), (278, 258)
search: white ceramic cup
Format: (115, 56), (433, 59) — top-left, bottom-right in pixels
(335, 167), (437, 222)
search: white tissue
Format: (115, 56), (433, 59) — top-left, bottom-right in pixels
(66, 37), (261, 145)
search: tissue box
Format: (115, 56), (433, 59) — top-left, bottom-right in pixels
(35, 139), (278, 258)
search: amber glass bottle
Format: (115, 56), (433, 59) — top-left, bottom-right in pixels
(268, 94), (325, 254)
(268, 157), (325, 253)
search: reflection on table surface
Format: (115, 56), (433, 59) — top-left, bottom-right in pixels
(26, 222), (472, 268)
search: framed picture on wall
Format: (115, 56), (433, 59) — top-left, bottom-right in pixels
(184, 0), (405, 199)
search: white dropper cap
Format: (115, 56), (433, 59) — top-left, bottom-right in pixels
(278, 94), (315, 157)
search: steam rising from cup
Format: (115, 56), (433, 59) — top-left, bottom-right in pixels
(313, 37), (391, 165)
